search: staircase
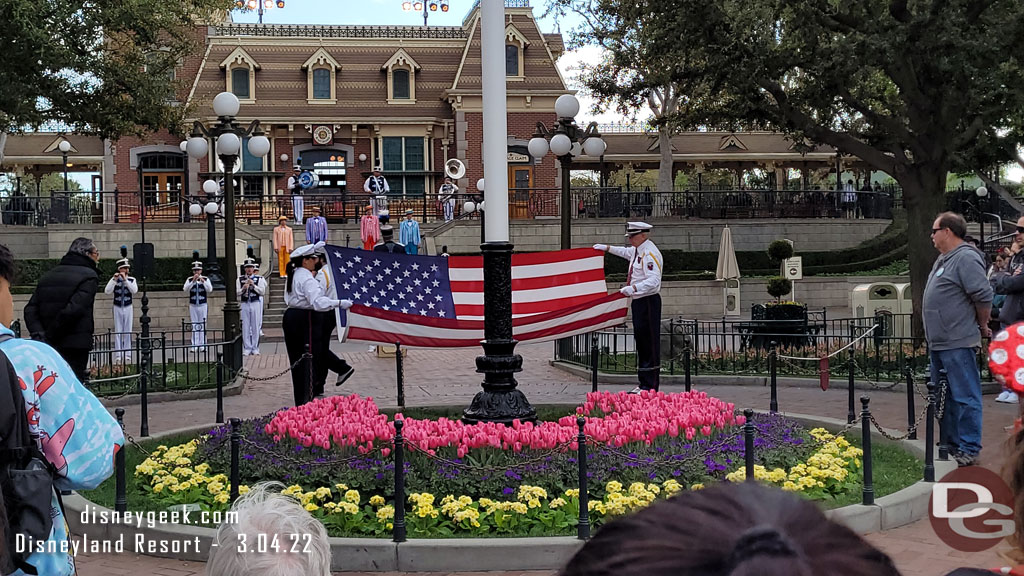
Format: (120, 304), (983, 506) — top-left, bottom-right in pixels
(264, 275), (287, 329)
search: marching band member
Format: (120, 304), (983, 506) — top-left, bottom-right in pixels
(288, 166), (305, 225)
(438, 176), (458, 222)
(183, 260), (213, 351)
(103, 251), (138, 364)
(283, 244), (352, 406)
(238, 258), (266, 356)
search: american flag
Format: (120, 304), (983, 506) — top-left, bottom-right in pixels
(326, 246), (629, 348)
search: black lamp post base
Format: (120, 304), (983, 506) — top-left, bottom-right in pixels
(206, 263), (226, 291)
(462, 338), (537, 425)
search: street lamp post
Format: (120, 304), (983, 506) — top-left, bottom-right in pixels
(401, 0), (448, 25)
(58, 139), (72, 192)
(186, 92), (270, 371)
(529, 95), (606, 249)
(976, 186), (989, 251)
(188, 179), (227, 290)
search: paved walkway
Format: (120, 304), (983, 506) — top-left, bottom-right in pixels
(76, 341), (1019, 576)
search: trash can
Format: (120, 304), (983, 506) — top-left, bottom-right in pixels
(852, 282), (901, 335)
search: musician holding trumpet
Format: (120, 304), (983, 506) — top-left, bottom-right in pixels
(238, 257), (266, 356)
(183, 260), (213, 351)
(103, 248), (138, 364)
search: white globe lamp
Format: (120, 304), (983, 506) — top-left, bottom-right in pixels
(202, 179), (219, 194)
(212, 92), (241, 118)
(583, 137), (606, 157)
(554, 94), (580, 119)
(476, 178), (485, 192)
(976, 186), (989, 198)
(216, 132), (241, 156)
(179, 141), (188, 153)
(358, 153), (368, 162)
(188, 203), (202, 217)
(570, 142), (582, 158)
(549, 133), (572, 156)
(480, 201), (485, 211)
(58, 140), (71, 153)
(464, 201), (476, 213)
(528, 137), (549, 158)
(280, 153), (289, 163)
(205, 202), (219, 215)
(185, 137), (208, 159)
(247, 134), (270, 158)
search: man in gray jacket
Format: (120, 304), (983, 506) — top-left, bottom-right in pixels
(924, 212), (992, 467)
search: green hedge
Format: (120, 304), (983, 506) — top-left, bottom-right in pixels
(13, 257), (231, 293)
(604, 218), (907, 280)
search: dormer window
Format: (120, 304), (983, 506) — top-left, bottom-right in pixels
(302, 48), (340, 104)
(505, 24), (529, 79)
(219, 47), (260, 103)
(382, 49), (421, 105)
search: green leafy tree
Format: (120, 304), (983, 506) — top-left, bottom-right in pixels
(556, 0), (1024, 337)
(0, 0), (232, 145)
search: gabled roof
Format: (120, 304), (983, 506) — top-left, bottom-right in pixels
(719, 134), (748, 151)
(218, 46), (260, 69)
(505, 23), (530, 47)
(302, 47), (341, 70)
(380, 48), (421, 71)
(450, 12), (565, 92)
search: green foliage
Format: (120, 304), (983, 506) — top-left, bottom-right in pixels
(765, 277), (792, 301)
(767, 240), (794, 263)
(0, 0), (233, 138)
(13, 257), (225, 292)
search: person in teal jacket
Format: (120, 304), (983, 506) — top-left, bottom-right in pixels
(0, 243), (124, 576)
(399, 209), (421, 254)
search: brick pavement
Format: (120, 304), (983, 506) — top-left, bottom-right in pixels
(76, 341), (1021, 576)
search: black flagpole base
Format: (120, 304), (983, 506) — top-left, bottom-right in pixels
(462, 241), (536, 425)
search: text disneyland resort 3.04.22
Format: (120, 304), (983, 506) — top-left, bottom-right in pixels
(17, 505), (239, 556)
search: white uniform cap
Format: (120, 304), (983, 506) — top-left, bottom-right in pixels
(625, 221), (653, 237)
(116, 258), (130, 269)
(242, 257), (257, 268)
(191, 261), (204, 270)
(290, 244), (317, 259)
(313, 241), (327, 255)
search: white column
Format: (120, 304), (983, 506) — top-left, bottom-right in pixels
(480, 0), (509, 242)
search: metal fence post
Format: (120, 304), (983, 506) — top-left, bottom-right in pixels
(904, 361), (916, 440)
(668, 318), (675, 375)
(861, 396), (874, 505)
(230, 417), (241, 503)
(744, 408), (755, 481)
(576, 416), (590, 540)
(393, 419), (407, 543)
(925, 381), (936, 482)
(937, 368), (949, 461)
(395, 342), (405, 408)
(769, 341), (778, 413)
(847, 347), (856, 424)
(684, 344), (692, 392)
(216, 352), (225, 424)
(115, 408), (127, 513)
(346, 234), (350, 248)
(590, 335), (599, 393)
(140, 334), (149, 437)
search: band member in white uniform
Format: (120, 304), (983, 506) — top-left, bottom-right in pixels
(364, 166), (390, 218)
(595, 222), (663, 393)
(283, 244), (352, 406)
(183, 261), (213, 351)
(438, 176), (458, 222)
(104, 256), (138, 364)
(288, 166), (304, 225)
(238, 257), (266, 356)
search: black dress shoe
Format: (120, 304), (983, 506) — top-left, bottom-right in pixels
(336, 366), (355, 386)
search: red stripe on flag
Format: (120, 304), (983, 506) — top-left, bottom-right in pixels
(515, 310), (628, 342)
(345, 326), (483, 348)
(454, 292), (615, 318)
(348, 304), (483, 329)
(449, 269), (608, 293)
(511, 247), (602, 266)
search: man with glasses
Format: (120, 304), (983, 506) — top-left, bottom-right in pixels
(24, 237), (101, 380)
(924, 212), (992, 467)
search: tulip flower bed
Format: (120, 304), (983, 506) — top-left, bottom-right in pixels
(127, 391), (883, 538)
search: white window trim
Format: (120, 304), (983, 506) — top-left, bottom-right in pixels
(505, 24), (529, 80)
(219, 47), (260, 104)
(381, 49), (421, 105)
(303, 48), (340, 104)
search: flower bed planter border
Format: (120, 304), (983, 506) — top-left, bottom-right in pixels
(67, 413), (954, 572)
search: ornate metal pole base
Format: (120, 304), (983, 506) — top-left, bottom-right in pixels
(205, 217), (226, 290)
(462, 241), (537, 425)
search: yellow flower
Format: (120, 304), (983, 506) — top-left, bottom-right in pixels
(564, 489), (580, 498)
(207, 481), (225, 495)
(344, 489), (361, 504)
(238, 485), (250, 495)
(605, 480), (622, 494)
(174, 457), (191, 466)
(152, 483), (164, 493)
(550, 498), (567, 509)
(304, 503), (320, 512)
(377, 505), (395, 522)
(334, 483), (349, 492)
(195, 463), (210, 474)
(338, 502), (359, 515)
(314, 487), (332, 501)
(324, 502), (338, 510)
(369, 495), (385, 507)
(690, 483), (705, 491)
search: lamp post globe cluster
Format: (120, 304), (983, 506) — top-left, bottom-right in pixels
(58, 139), (72, 192)
(975, 185), (989, 250)
(529, 94), (606, 249)
(185, 91), (270, 370)
(464, 179), (486, 243)
(402, 0), (449, 25)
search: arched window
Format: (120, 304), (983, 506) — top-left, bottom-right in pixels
(303, 48), (340, 104)
(505, 24), (529, 79)
(312, 69), (332, 100)
(231, 67), (250, 99)
(219, 47), (259, 102)
(392, 69), (410, 100)
(382, 49), (420, 104)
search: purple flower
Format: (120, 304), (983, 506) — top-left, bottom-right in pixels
(503, 487), (515, 495)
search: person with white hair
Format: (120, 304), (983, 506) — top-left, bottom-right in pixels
(206, 482), (332, 576)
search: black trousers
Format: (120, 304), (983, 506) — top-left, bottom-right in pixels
(283, 308), (317, 406)
(632, 294), (662, 391)
(57, 347), (90, 382)
(313, 311), (351, 396)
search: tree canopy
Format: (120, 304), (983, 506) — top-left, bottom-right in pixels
(0, 0), (231, 139)
(555, 0), (1024, 335)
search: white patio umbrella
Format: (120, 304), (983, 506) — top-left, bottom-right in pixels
(716, 226), (741, 316)
(716, 226), (740, 280)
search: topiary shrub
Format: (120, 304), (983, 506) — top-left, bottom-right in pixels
(767, 239), (794, 264)
(766, 276), (792, 302)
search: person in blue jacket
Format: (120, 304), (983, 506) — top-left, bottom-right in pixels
(0, 242), (124, 576)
